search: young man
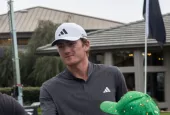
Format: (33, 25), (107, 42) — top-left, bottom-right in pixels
(40, 23), (128, 115)
(0, 92), (27, 115)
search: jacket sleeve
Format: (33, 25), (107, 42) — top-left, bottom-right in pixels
(40, 86), (58, 115)
(115, 67), (128, 102)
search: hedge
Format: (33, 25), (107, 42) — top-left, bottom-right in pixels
(0, 87), (40, 105)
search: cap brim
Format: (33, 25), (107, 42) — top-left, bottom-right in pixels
(100, 101), (118, 115)
(51, 36), (87, 46)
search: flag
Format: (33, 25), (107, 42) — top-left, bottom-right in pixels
(143, 0), (166, 45)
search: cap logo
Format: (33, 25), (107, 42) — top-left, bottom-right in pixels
(58, 29), (68, 36)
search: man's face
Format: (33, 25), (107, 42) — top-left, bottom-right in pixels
(56, 39), (90, 66)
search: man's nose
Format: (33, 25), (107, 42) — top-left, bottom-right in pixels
(63, 45), (71, 53)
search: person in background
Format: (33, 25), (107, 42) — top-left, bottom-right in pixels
(0, 92), (27, 115)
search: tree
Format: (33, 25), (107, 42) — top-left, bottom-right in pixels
(28, 56), (65, 86)
(0, 46), (24, 87)
(0, 46), (13, 87)
(20, 20), (65, 86)
(27, 20), (58, 53)
(0, 20), (64, 87)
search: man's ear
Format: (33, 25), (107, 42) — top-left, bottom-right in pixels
(84, 40), (90, 51)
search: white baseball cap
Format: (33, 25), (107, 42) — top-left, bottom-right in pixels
(51, 23), (87, 46)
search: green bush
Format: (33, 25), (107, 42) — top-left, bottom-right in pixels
(0, 87), (12, 95)
(23, 87), (40, 105)
(161, 112), (170, 115)
(0, 87), (40, 105)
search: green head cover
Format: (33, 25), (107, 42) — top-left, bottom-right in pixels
(100, 91), (160, 115)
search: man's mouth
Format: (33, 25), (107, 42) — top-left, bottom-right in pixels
(65, 55), (73, 58)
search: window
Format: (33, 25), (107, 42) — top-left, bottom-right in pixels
(17, 39), (29, 45)
(0, 38), (29, 45)
(113, 51), (134, 67)
(89, 53), (104, 64)
(147, 72), (165, 102)
(123, 73), (135, 91)
(142, 51), (164, 66)
(0, 39), (12, 45)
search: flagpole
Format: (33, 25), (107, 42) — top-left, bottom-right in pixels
(8, 0), (23, 105)
(144, 0), (149, 94)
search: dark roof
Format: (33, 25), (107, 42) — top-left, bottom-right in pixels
(87, 13), (170, 49)
(36, 13), (170, 55)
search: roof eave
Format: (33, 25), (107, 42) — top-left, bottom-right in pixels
(35, 42), (170, 56)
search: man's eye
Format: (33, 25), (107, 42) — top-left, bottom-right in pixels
(58, 45), (64, 48)
(68, 42), (76, 46)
